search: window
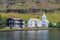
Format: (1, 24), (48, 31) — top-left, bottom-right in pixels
(43, 21), (45, 23)
(8, 20), (13, 23)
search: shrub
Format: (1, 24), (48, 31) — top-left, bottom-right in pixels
(10, 25), (12, 29)
(9, 24), (13, 29)
(37, 17), (39, 19)
(56, 22), (60, 28)
(48, 22), (53, 28)
(0, 15), (3, 29)
(48, 22), (56, 28)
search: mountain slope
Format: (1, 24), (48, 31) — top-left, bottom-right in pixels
(0, 0), (60, 9)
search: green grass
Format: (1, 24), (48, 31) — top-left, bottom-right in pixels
(0, 11), (60, 22)
(0, 27), (59, 31)
(0, 13), (41, 21)
(0, 27), (51, 31)
(46, 11), (60, 22)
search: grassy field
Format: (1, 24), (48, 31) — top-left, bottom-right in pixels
(0, 11), (60, 22)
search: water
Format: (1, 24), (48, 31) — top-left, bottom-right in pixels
(0, 30), (60, 40)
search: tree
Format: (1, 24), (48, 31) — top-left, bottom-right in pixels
(25, 20), (27, 27)
(37, 17), (39, 19)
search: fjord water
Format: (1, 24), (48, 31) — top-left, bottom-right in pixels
(0, 30), (60, 40)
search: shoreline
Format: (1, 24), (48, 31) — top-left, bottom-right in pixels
(0, 28), (60, 31)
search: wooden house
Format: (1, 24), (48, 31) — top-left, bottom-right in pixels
(6, 18), (25, 28)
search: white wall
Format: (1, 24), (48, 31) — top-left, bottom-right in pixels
(27, 19), (41, 28)
(41, 20), (49, 27)
(27, 20), (36, 28)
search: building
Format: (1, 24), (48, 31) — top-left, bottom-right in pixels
(6, 18), (25, 28)
(41, 13), (49, 27)
(27, 18), (41, 28)
(27, 13), (49, 28)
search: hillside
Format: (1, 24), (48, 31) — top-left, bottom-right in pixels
(0, 11), (60, 22)
(0, 0), (60, 23)
(0, 0), (60, 10)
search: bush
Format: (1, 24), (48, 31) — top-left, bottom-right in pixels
(48, 22), (53, 27)
(48, 22), (56, 28)
(56, 22), (60, 28)
(37, 17), (39, 19)
(9, 24), (13, 29)
(0, 15), (3, 29)
(25, 20), (27, 24)
(10, 26), (12, 29)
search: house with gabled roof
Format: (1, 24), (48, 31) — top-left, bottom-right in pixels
(6, 18), (25, 28)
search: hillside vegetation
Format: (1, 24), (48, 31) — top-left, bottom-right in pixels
(0, 11), (60, 22)
(0, 0), (60, 9)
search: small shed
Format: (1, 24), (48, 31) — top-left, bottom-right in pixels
(27, 18), (41, 28)
(6, 18), (25, 28)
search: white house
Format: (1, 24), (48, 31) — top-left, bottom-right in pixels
(27, 18), (41, 28)
(41, 13), (49, 27)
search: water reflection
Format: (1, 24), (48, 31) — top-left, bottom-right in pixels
(25, 30), (49, 40)
(12, 30), (49, 40)
(49, 30), (60, 40)
(40, 30), (49, 40)
(0, 30), (60, 40)
(0, 31), (13, 40)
